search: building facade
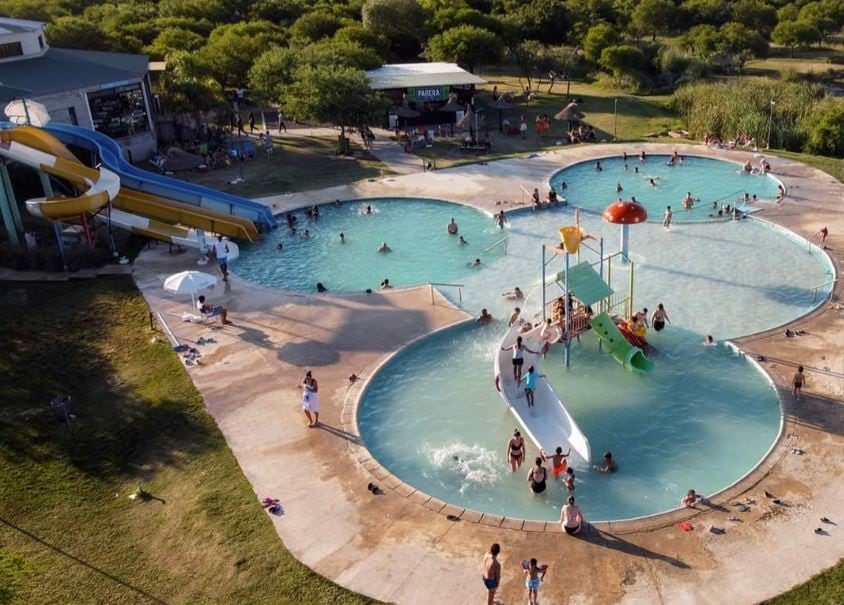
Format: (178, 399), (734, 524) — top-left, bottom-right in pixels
(0, 18), (157, 161)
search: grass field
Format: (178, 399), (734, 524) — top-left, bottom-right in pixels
(166, 133), (391, 199)
(766, 558), (844, 604)
(0, 279), (375, 604)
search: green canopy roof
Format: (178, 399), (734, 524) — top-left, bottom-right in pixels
(556, 261), (613, 306)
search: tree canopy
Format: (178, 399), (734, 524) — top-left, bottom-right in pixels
(427, 25), (503, 72)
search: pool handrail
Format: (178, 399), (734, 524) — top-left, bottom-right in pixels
(483, 236), (508, 254)
(429, 282), (464, 304)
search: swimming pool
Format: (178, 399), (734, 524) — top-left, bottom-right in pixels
(352, 205), (832, 521)
(548, 155), (781, 222)
(231, 194), (832, 521)
(234, 198), (502, 292)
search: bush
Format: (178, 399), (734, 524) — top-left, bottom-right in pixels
(673, 79), (825, 151)
(804, 101), (844, 157)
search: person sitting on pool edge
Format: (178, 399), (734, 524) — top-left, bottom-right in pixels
(560, 495), (584, 535)
(594, 451), (617, 473)
(380, 278), (392, 289)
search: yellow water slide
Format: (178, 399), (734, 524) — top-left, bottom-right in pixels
(0, 127), (118, 219)
(1, 126), (259, 242)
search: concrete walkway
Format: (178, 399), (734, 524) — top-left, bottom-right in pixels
(132, 143), (843, 605)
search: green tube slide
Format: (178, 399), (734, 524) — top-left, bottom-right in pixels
(590, 312), (655, 374)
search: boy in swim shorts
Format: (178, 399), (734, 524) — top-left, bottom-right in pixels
(544, 446), (570, 478)
(482, 543), (501, 605)
(523, 558), (547, 605)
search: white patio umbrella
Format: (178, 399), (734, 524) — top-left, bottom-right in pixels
(163, 270), (218, 309)
(4, 98), (51, 126)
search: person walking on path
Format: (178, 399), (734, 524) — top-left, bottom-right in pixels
(213, 234), (230, 281)
(278, 111), (287, 133)
(792, 365), (805, 401)
(248, 111), (256, 133)
(301, 370), (320, 427)
(523, 558), (547, 605)
(235, 114), (245, 136)
(481, 543), (501, 605)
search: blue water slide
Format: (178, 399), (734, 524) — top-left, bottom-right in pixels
(42, 123), (278, 230)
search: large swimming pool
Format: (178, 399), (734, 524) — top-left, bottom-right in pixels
(232, 190), (833, 521)
(549, 155), (781, 222)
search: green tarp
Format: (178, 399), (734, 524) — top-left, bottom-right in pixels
(556, 261), (613, 307)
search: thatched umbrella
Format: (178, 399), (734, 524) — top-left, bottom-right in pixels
(554, 102), (585, 130)
(437, 95), (464, 135)
(486, 95), (516, 133)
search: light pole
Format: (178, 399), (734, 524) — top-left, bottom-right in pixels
(766, 99), (775, 150)
(614, 98), (618, 141)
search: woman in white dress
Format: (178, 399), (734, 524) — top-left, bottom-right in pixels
(301, 370), (320, 427)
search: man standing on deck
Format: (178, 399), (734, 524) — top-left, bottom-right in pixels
(214, 235), (230, 281)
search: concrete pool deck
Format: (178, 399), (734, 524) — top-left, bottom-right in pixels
(132, 143), (843, 604)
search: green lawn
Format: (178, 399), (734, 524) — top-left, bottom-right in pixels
(765, 558), (844, 604)
(411, 73), (681, 169)
(0, 278), (375, 604)
(163, 134), (392, 199)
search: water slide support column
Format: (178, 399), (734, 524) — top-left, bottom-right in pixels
(628, 261), (635, 319)
(541, 245), (546, 323)
(40, 172), (67, 270)
(564, 250), (571, 368)
(598, 237), (604, 352)
(1, 161), (24, 233)
(0, 163), (21, 247)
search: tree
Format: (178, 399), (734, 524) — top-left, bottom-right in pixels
(804, 102), (844, 157)
(158, 0), (231, 23)
(289, 12), (344, 42)
(599, 44), (644, 76)
(362, 0), (426, 42)
(771, 21), (820, 57)
(203, 21), (287, 88)
(248, 47), (298, 103)
(583, 23), (619, 63)
(159, 51), (224, 115)
(716, 22), (768, 72)
(681, 0), (732, 26)
(502, 0), (571, 45)
(682, 24), (720, 58)
(798, 1), (840, 43)
(334, 24), (392, 61)
(630, 0), (679, 41)
(144, 28), (206, 60)
(45, 16), (115, 51)
(731, 0), (777, 37)
(284, 66), (387, 147)
(249, 0), (306, 23)
(427, 25), (504, 72)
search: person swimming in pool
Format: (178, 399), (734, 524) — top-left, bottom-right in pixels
(508, 307), (521, 327)
(276, 242), (283, 251)
(339, 233), (345, 243)
(639, 150), (646, 162)
(703, 334), (716, 346)
(541, 446), (571, 479)
(302, 229), (310, 239)
(503, 286), (524, 300)
(477, 308), (493, 324)
(469, 258), (481, 267)
(377, 241), (391, 253)
(594, 451), (617, 473)
(662, 206), (672, 229)
(595, 161), (603, 172)
(447, 218), (458, 235)
(380, 278), (392, 289)
(495, 210), (507, 229)
(366, 204), (373, 214)
(616, 183), (623, 192)
(459, 235), (468, 245)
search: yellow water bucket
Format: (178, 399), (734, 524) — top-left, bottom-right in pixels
(559, 226), (582, 254)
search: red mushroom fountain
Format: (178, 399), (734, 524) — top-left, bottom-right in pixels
(603, 199), (648, 261)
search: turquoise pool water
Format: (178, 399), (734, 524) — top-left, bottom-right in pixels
(549, 155), (781, 222)
(234, 198), (502, 292)
(231, 195), (833, 521)
(356, 205), (832, 521)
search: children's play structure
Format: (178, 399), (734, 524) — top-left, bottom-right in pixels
(0, 120), (277, 261)
(493, 207), (653, 459)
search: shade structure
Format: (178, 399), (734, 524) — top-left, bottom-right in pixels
(554, 102), (585, 122)
(486, 96), (516, 133)
(437, 99), (464, 113)
(164, 271), (218, 295)
(393, 105), (421, 118)
(4, 98), (51, 126)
